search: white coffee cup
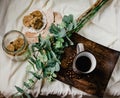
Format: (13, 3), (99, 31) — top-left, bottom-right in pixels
(73, 43), (96, 74)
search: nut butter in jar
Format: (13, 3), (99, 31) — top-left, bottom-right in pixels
(2, 30), (30, 61)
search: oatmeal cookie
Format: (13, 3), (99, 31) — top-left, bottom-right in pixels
(30, 10), (43, 19)
(23, 15), (33, 27)
(30, 17), (43, 29)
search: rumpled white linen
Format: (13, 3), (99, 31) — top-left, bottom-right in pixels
(0, 0), (120, 98)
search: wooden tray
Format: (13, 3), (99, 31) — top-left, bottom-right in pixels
(57, 33), (120, 97)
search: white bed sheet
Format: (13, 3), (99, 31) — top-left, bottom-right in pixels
(0, 0), (120, 98)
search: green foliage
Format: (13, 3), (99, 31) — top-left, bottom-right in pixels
(29, 71), (42, 80)
(24, 82), (31, 89)
(15, 86), (31, 98)
(15, 14), (77, 98)
(15, 86), (24, 94)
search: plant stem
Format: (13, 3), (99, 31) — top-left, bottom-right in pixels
(73, 0), (109, 33)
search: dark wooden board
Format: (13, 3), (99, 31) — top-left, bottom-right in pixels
(57, 33), (120, 97)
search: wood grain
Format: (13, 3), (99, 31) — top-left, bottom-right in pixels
(57, 33), (120, 97)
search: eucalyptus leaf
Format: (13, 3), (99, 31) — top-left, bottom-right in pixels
(28, 60), (35, 70)
(15, 86), (24, 94)
(24, 82), (31, 89)
(67, 23), (73, 31)
(55, 62), (60, 72)
(62, 15), (69, 24)
(29, 57), (36, 65)
(62, 14), (73, 24)
(52, 73), (57, 78)
(73, 20), (77, 28)
(64, 42), (69, 47)
(28, 79), (34, 84)
(46, 50), (51, 60)
(55, 41), (62, 48)
(49, 23), (60, 35)
(13, 94), (23, 98)
(58, 28), (66, 37)
(29, 71), (41, 80)
(47, 60), (56, 67)
(42, 53), (48, 62)
(66, 36), (74, 45)
(50, 51), (57, 59)
(35, 59), (42, 70)
(24, 93), (31, 98)
(47, 76), (53, 82)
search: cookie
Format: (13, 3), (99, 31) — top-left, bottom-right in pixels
(31, 17), (43, 29)
(23, 15), (33, 27)
(30, 10), (43, 19)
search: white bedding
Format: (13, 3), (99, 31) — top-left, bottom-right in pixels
(0, 0), (120, 98)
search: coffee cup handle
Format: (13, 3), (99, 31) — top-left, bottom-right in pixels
(77, 43), (84, 54)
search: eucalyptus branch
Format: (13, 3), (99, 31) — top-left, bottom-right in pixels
(73, 0), (109, 33)
(14, 0), (109, 97)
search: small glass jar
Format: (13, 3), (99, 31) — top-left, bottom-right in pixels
(2, 30), (30, 61)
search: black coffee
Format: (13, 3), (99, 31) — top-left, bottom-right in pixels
(76, 56), (91, 72)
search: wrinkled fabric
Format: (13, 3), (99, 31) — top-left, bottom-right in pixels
(0, 0), (120, 98)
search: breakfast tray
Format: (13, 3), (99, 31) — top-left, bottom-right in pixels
(57, 33), (120, 97)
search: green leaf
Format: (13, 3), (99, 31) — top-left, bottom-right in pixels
(24, 82), (31, 89)
(29, 57), (36, 65)
(15, 86), (24, 94)
(62, 14), (73, 24)
(21, 95), (24, 98)
(50, 67), (56, 73)
(47, 76), (53, 82)
(13, 94), (23, 98)
(40, 40), (46, 48)
(28, 60), (35, 70)
(38, 34), (41, 43)
(49, 24), (60, 35)
(39, 51), (48, 62)
(64, 42), (69, 47)
(55, 62), (60, 72)
(46, 50), (51, 60)
(24, 93), (31, 98)
(52, 73), (57, 78)
(45, 39), (51, 49)
(57, 38), (64, 42)
(62, 15), (69, 24)
(54, 37), (65, 49)
(58, 28), (66, 37)
(42, 53), (48, 62)
(47, 59), (56, 67)
(29, 71), (41, 80)
(66, 36), (74, 45)
(50, 51), (57, 59)
(73, 20), (77, 28)
(67, 23), (73, 31)
(35, 59), (42, 70)
(32, 44), (40, 51)
(55, 41), (62, 48)
(28, 79), (34, 84)
(45, 66), (55, 73)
